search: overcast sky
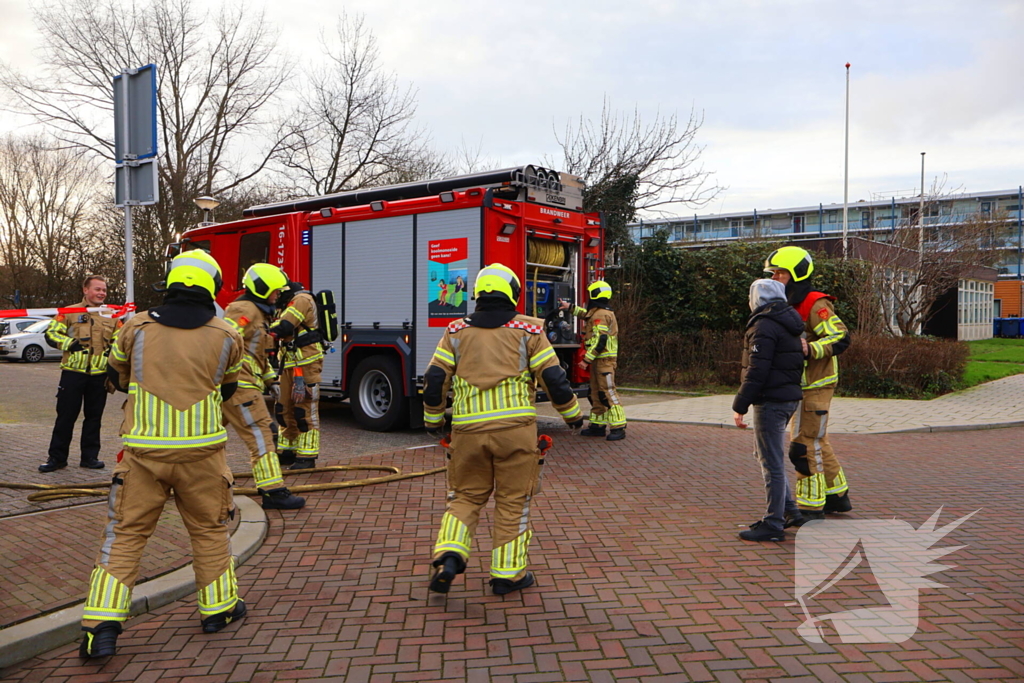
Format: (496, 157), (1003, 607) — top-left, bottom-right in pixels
(1, 0), (1021, 217)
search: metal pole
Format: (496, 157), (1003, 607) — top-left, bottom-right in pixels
(819, 203), (823, 236)
(119, 70), (135, 306)
(891, 196), (896, 235)
(919, 152), (926, 272)
(843, 62), (851, 259)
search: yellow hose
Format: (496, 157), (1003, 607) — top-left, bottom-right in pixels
(1, 464), (446, 504)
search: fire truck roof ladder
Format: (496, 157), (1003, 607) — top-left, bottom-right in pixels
(242, 165), (581, 218)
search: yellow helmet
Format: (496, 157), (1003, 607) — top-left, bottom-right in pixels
(242, 263), (287, 299)
(764, 246), (814, 282)
(473, 263), (521, 304)
(166, 249), (223, 298)
(587, 280), (612, 301)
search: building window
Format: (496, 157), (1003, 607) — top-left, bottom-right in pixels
(981, 201), (991, 213)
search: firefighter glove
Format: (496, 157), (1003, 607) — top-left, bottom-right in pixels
(568, 418), (584, 429)
(67, 340), (84, 353)
(268, 383), (281, 403)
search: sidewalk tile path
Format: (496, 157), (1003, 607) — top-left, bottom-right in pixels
(2, 421), (1021, 683)
(625, 374), (1024, 433)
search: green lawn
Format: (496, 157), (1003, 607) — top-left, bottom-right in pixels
(963, 338), (1024, 387)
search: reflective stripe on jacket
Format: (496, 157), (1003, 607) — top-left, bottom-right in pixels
(45, 300), (121, 375)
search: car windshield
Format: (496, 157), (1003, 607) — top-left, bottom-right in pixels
(24, 320), (51, 333)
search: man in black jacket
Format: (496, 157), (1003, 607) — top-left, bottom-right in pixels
(732, 279), (806, 542)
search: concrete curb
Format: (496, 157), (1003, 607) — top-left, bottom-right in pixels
(0, 495), (267, 671)
(628, 416), (1024, 434)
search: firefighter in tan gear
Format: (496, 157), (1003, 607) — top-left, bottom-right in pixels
(268, 282), (324, 470)
(79, 250), (247, 659)
(560, 280), (626, 441)
(40, 275), (122, 472)
(223, 264), (305, 510)
(764, 246), (853, 519)
(424, 264), (583, 595)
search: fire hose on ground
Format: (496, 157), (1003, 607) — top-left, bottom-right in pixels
(0, 436), (554, 504)
(0, 464), (447, 504)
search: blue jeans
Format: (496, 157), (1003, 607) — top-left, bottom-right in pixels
(752, 401), (800, 531)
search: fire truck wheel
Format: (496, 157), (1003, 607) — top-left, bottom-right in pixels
(351, 355), (408, 432)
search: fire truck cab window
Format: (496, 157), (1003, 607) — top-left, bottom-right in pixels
(182, 240), (211, 253)
(237, 232), (270, 288)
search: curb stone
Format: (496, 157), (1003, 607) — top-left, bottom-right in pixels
(0, 495), (267, 670)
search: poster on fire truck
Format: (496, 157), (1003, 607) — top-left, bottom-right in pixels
(428, 238), (468, 326)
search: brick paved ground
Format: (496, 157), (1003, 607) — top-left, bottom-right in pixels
(0, 503), (241, 629)
(3, 420), (1021, 682)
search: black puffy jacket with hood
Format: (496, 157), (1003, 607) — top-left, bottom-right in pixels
(732, 279), (805, 414)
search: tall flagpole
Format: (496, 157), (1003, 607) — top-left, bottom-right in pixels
(842, 62), (850, 259)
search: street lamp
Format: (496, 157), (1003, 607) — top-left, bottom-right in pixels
(194, 195), (221, 225)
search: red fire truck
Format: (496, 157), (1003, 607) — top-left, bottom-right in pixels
(169, 166), (605, 431)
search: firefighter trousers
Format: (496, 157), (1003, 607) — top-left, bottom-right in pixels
(587, 358), (626, 429)
(790, 387), (849, 511)
(276, 360), (322, 458)
(82, 448), (238, 627)
(223, 387), (285, 490)
(48, 370), (108, 464)
(433, 423), (543, 581)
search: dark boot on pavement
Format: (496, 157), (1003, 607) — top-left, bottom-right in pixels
(798, 509), (826, 522)
(784, 510), (806, 528)
(201, 600), (247, 633)
(80, 459), (105, 469)
(288, 457), (316, 470)
(606, 428), (626, 441)
(260, 488), (306, 510)
(277, 449), (297, 466)
(739, 521), (786, 542)
(38, 459), (67, 473)
(79, 621), (121, 658)
(823, 493), (853, 513)
(579, 424), (605, 437)
(429, 553), (465, 594)
(490, 571), (535, 595)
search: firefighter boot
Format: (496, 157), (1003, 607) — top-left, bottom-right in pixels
(38, 458), (67, 473)
(260, 488), (306, 510)
(288, 457), (316, 470)
(579, 424), (606, 437)
(80, 458), (105, 469)
(277, 449), (297, 466)
(823, 493), (853, 514)
(784, 510), (806, 528)
(490, 572), (536, 596)
(79, 621), (121, 658)
(201, 600), (247, 634)
(429, 553), (465, 594)
(606, 428), (626, 441)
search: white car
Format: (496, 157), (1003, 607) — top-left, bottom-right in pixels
(0, 319), (63, 363)
(0, 316), (48, 337)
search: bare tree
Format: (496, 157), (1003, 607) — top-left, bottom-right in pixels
(554, 98), (721, 246)
(0, 135), (114, 306)
(866, 193), (1002, 336)
(0, 0), (293, 304)
(277, 12), (439, 196)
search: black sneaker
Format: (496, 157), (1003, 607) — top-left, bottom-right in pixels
(579, 424), (606, 437)
(429, 554), (464, 594)
(80, 459), (105, 469)
(260, 488), (306, 510)
(823, 493), (853, 514)
(201, 600), (247, 633)
(784, 510), (806, 528)
(490, 572), (535, 595)
(799, 509), (826, 522)
(277, 449), (297, 466)
(38, 459), (67, 473)
(739, 521), (786, 542)
(606, 428), (626, 441)
(288, 457), (316, 470)
(79, 621), (121, 658)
